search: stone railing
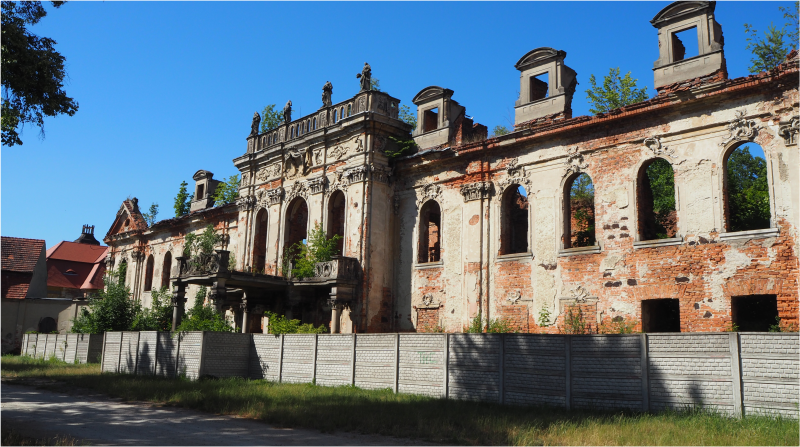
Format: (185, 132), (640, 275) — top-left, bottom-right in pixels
(177, 250), (230, 278)
(312, 256), (360, 281)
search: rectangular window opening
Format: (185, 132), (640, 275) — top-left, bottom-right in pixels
(530, 73), (549, 102)
(672, 27), (698, 62)
(423, 108), (439, 133)
(642, 298), (681, 333)
(731, 295), (778, 332)
(197, 184), (204, 199)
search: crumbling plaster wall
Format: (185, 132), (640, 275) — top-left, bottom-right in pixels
(396, 87), (799, 333)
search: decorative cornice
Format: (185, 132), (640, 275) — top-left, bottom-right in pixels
(720, 109), (759, 147)
(371, 164), (392, 184)
(236, 195), (256, 212)
(778, 115), (799, 146)
(460, 181), (493, 202)
(306, 176), (327, 194)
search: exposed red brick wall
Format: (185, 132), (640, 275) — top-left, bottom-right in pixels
(416, 307), (441, 332)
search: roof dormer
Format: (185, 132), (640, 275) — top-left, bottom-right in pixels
(190, 170), (220, 212)
(513, 47), (577, 125)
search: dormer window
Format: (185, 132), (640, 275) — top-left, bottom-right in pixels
(197, 184), (205, 199)
(529, 73), (549, 101)
(423, 108), (438, 132)
(671, 27), (698, 62)
(65, 269), (77, 276)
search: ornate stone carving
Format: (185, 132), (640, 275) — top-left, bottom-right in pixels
(265, 187), (284, 205)
(371, 164), (392, 184)
(416, 182), (442, 206)
(643, 136), (677, 158)
(417, 293), (440, 309)
(314, 149), (323, 165)
(344, 165), (369, 184)
(250, 112), (260, 137)
(564, 147), (588, 175)
(256, 164), (281, 183)
(306, 176), (327, 194)
(778, 115), (799, 145)
(236, 195), (256, 212)
(322, 81), (333, 108)
(283, 100), (292, 124)
(313, 257), (359, 281)
(376, 96), (388, 115)
(460, 181), (493, 202)
(241, 172), (250, 186)
(329, 144), (348, 160)
(374, 136), (387, 153)
(506, 290), (522, 304)
(179, 250), (230, 278)
(356, 62), (371, 92)
(354, 136), (364, 152)
(720, 109), (758, 146)
(284, 150), (305, 178)
(567, 285), (591, 303)
(497, 158), (531, 199)
(285, 181), (308, 202)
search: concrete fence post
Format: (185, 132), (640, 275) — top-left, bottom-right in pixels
(278, 334), (285, 383)
(350, 333), (357, 386)
(640, 333), (649, 412)
(100, 333), (107, 371)
(393, 333), (400, 394)
(312, 333), (318, 383)
(443, 333), (450, 399)
(116, 333), (123, 373)
(729, 332), (743, 418)
(198, 331), (207, 378)
(133, 332), (141, 375)
(565, 335), (571, 411)
(498, 334), (505, 405)
(174, 332), (182, 378)
(153, 332), (160, 377)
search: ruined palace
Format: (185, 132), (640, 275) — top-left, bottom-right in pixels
(104, 2), (799, 334)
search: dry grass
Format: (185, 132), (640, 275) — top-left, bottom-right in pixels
(3, 355), (798, 446)
(1, 427), (81, 446)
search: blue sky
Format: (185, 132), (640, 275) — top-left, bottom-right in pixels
(1, 1), (790, 248)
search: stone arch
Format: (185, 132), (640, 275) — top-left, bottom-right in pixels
(636, 157), (678, 241)
(252, 207), (269, 272)
(418, 200), (442, 263)
(161, 251), (172, 289)
(284, 197), (309, 253)
(143, 254), (155, 292)
(721, 141), (772, 232)
(327, 190), (346, 256)
(500, 183), (529, 255)
(562, 172), (596, 249)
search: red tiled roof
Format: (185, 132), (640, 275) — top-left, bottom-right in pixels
(1, 237), (45, 273)
(46, 241), (108, 264)
(45, 242), (108, 291)
(2, 271), (33, 299)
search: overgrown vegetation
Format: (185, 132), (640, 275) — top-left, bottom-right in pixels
(175, 287), (235, 333)
(597, 316), (639, 334)
(183, 225), (222, 258)
(384, 135), (417, 159)
(537, 305), (552, 328)
(560, 307), (590, 334)
(492, 125), (510, 137)
(646, 158), (677, 239)
(570, 173), (596, 247)
(259, 104), (283, 133)
(398, 104), (416, 130)
(727, 145), (770, 232)
(289, 223), (342, 279)
(211, 174), (240, 206)
(585, 67), (649, 114)
(463, 313), (516, 333)
(3, 356), (797, 447)
(142, 203), (159, 227)
(744, 2), (799, 73)
(263, 311), (326, 334)
(173, 180), (193, 217)
(1, 1), (79, 147)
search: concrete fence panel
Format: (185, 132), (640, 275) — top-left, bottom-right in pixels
(64, 334), (79, 364)
(135, 331), (159, 375)
(44, 334), (57, 359)
(571, 335), (644, 411)
(281, 334), (316, 384)
(119, 332), (140, 374)
(647, 333), (737, 416)
(35, 334), (47, 359)
(398, 334), (446, 398)
(354, 334), (396, 390)
(101, 332), (122, 373)
(176, 332), (203, 380)
(55, 334), (68, 361)
(504, 334), (568, 408)
(155, 332), (179, 378)
(448, 334), (502, 403)
(249, 334), (282, 380)
(201, 332), (249, 379)
(315, 334), (354, 387)
(20, 334), (28, 356)
(739, 333), (799, 418)
(24, 334), (38, 358)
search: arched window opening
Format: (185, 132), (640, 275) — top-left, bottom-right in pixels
(327, 191), (346, 256)
(161, 252), (172, 289)
(38, 317), (56, 334)
(724, 144), (770, 232)
(313, 117), (317, 130)
(143, 255), (154, 292)
(284, 198), (309, 272)
(267, 135), (271, 146)
(340, 107), (344, 119)
(333, 110), (338, 123)
(564, 173), (595, 248)
(347, 104), (351, 116)
(290, 126), (295, 138)
(118, 259), (128, 286)
(500, 185), (529, 254)
(418, 201), (442, 263)
(252, 209), (269, 273)
(637, 158), (677, 240)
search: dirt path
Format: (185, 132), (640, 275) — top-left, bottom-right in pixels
(1, 383), (429, 446)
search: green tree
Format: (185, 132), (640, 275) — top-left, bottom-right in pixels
(570, 174), (595, 247)
(291, 223), (342, 279)
(173, 181), (193, 217)
(727, 145), (770, 232)
(745, 23), (789, 73)
(398, 104), (416, 130)
(492, 125), (510, 137)
(370, 77), (380, 92)
(177, 287), (235, 332)
(646, 158), (677, 239)
(781, 2), (799, 49)
(183, 224), (222, 258)
(585, 67), (649, 114)
(71, 266), (141, 334)
(131, 286), (173, 332)
(142, 203), (159, 227)
(259, 104), (283, 134)
(2, 1), (79, 146)
(211, 174), (240, 206)
(263, 311), (326, 334)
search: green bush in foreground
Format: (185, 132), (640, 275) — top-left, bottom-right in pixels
(263, 311), (326, 334)
(176, 287), (235, 333)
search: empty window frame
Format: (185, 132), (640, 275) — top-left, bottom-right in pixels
(423, 108), (439, 133)
(252, 208), (268, 273)
(327, 191), (346, 256)
(500, 185), (529, 254)
(529, 72), (549, 101)
(724, 143), (770, 232)
(671, 27), (698, 62)
(731, 295), (778, 332)
(333, 110), (338, 123)
(196, 184), (204, 199)
(347, 104), (352, 116)
(418, 200), (442, 263)
(564, 173), (596, 248)
(161, 252), (172, 289)
(284, 198), (309, 262)
(143, 255), (154, 292)
(642, 298), (681, 332)
(637, 158), (678, 240)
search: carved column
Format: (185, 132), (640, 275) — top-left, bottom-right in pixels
(209, 278), (227, 312)
(171, 281), (187, 332)
(240, 293), (251, 334)
(328, 286), (354, 334)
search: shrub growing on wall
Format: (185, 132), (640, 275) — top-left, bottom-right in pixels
(71, 267), (141, 334)
(291, 223), (342, 279)
(263, 311), (326, 334)
(176, 287), (235, 332)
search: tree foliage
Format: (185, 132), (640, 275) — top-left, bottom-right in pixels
(646, 158), (677, 239)
(745, 23), (790, 73)
(212, 174), (240, 206)
(259, 104), (283, 134)
(291, 223), (342, 279)
(398, 104), (416, 131)
(131, 286), (174, 332)
(384, 135), (417, 159)
(727, 145), (770, 232)
(71, 266), (139, 334)
(263, 311), (326, 334)
(174, 181), (193, 217)
(176, 287), (235, 333)
(491, 125), (510, 137)
(570, 173), (595, 247)
(585, 67), (649, 114)
(369, 77), (380, 92)
(142, 203), (159, 227)
(1, 1), (78, 146)
(183, 224), (222, 258)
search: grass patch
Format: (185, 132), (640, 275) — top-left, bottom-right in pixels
(2, 355), (797, 446)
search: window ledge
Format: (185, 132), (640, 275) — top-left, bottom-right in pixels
(558, 245), (601, 257)
(633, 237), (683, 249)
(415, 261), (443, 270)
(719, 228), (780, 241)
(497, 252), (533, 262)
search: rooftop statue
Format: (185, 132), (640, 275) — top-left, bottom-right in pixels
(250, 111), (261, 137)
(322, 81), (333, 108)
(283, 100), (292, 124)
(357, 62), (371, 92)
